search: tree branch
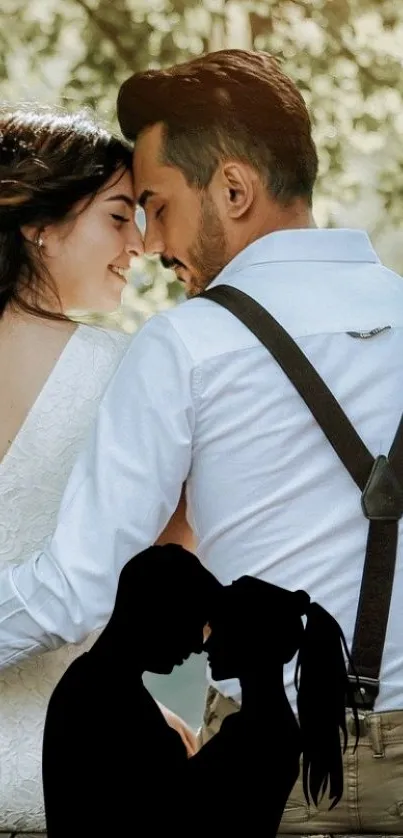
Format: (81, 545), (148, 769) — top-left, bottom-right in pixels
(270, 0), (399, 90)
(72, 0), (139, 69)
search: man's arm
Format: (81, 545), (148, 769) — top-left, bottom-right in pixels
(0, 314), (197, 668)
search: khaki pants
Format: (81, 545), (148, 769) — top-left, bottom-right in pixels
(198, 686), (403, 834)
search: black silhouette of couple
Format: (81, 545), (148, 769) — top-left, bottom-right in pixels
(42, 544), (358, 836)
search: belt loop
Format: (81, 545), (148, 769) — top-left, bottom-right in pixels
(369, 714), (385, 758)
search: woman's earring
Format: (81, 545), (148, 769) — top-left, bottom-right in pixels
(36, 235), (44, 248)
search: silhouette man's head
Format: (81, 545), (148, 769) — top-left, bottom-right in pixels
(109, 544), (223, 674)
(205, 575), (308, 681)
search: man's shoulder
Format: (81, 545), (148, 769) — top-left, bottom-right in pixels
(154, 295), (256, 365)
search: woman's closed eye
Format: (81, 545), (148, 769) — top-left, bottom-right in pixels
(111, 213), (130, 224)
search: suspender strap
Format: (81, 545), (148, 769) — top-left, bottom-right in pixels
(201, 284), (403, 710)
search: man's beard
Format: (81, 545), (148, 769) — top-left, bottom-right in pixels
(186, 194), (228, 298)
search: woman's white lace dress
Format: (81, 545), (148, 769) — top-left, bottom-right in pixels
(0, 324), (130, 832)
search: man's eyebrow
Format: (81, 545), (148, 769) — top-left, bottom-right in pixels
(105, 194), (134, 209)
(138, 189), (156, 208)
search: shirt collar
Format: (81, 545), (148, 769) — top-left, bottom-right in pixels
(208, 228), (380, 289)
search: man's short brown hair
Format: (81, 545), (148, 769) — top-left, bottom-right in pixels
(117, 49), (318, 206)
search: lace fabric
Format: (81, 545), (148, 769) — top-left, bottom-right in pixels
(0, 324), (130, 831)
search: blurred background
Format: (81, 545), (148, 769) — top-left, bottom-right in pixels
(1, 0), (402, 727)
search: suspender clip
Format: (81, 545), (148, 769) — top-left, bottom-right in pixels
(347, 674), (379, 711)
(361, 455), (403, 521)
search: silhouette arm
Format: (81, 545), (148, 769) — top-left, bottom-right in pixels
(183, 670), (301, 832)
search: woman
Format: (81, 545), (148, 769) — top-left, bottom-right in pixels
(0, 106), (194, 833)
(42, 543), (358, 836)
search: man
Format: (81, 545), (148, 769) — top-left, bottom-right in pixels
(0, 50), (402, 832)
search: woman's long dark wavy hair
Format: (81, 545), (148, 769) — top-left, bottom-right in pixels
(0, 107), (132, 321)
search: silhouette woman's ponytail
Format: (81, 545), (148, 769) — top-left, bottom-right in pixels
(214, 576), (360, 813)
(293, 594), (360, 810)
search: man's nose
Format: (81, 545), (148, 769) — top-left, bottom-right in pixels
(144, 226), (165, 258)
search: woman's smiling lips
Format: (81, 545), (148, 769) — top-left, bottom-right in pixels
(108, 264), (128, 281)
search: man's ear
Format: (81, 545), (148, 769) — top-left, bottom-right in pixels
(220, 161), (257, 219)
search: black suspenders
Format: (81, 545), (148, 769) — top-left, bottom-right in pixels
(201, 284), (403, 710)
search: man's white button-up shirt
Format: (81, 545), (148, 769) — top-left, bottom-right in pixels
(1, 229), (403, 711)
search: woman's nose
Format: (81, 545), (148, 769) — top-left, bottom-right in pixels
(125, 221), (144, 259)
